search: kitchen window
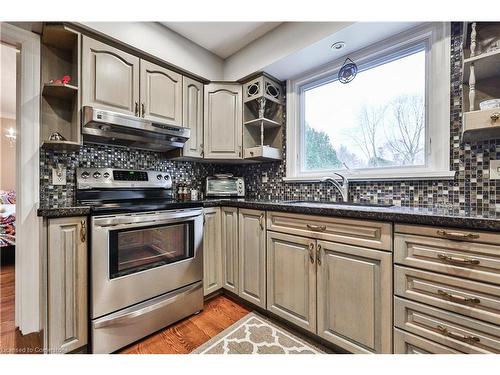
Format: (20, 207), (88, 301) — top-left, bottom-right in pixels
(286, 23), (454, 181)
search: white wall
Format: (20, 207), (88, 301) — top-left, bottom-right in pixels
(80, 22), (224, 81)
(0, 118), (16, 192)
(223, 22), (353, 81)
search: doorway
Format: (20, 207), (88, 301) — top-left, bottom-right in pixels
(0, 42), (19, 353)
(0, 22), (42, 354)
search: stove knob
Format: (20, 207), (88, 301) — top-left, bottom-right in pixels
(81, 171), (90, 179)
(93, 171), (101, 179)
(157, 174), (163, 180)
(164, 175), (170, 180)
(103, 172), (110, 179)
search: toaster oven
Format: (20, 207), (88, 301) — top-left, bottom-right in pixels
(206, 175), (245, 197)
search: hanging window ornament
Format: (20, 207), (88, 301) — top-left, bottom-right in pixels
(338, 57), (358, 84)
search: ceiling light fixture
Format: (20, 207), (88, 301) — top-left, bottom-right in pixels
(331, 41), (345, 51)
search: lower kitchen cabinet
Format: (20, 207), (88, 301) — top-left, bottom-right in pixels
(316, 240), (392, 353)
(47, 216), (88, 353)
(238, 209), (266, 308)
(221, 207), (239, 293)
(267, 231), (317, 333)
(203, 207), (222, 296)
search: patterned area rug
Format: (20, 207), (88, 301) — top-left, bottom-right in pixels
(192, 312), (325, 354)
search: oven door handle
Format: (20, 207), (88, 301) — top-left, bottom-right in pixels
(93, 282), (201, 329)
(94, 209), (202, 227)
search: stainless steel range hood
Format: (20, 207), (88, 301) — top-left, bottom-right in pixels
(82, 106), (190, 152)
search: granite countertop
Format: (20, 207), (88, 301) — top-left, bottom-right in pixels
(38, 199), (500, 231)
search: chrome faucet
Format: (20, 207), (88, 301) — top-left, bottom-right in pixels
(321, 173), (349, 202)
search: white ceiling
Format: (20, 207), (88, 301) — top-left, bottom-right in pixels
(161, 22), (282, 59)
(0, 44), (18, 119)
(264, 22), (419, 80)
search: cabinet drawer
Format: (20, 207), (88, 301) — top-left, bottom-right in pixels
(394, 297), (500, 353)
(394, 233), (500, 285)
(464, 108), (500, 134)
(267, 211), (392, 251)
(395, 224), (500, 246)
(394, 328), (461, 354)
(395, 266), (500, 325)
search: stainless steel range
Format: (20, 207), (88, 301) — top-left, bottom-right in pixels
(76, 168), (203, 353)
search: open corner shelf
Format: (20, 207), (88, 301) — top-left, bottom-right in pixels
(42, 24), (78, 51)
(42, 83), (78, 100)
(244, 117), (282, 128)
(41, 140), (81, 152)
(463, 49), (500, 84)
(40, 22), (81, 152)
(244, 145), (282, 161)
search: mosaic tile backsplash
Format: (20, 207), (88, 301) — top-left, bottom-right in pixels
(40, 23), (500, 214)
(39, 145), (228, 208)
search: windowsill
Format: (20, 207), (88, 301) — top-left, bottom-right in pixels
(283, 170), (456, 183)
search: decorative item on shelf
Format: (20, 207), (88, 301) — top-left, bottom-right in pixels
(48, 75), (72, 85)
(479, 99), (500, 110)
(48, 132), (66, 141)
(338, 58), (358, 84)
(258, 97), (266, 119)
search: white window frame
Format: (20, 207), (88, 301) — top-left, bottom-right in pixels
(286, 22), (454, 182)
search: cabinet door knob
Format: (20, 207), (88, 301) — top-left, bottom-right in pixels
(259, 213), (265, 230)
(80, 220), (87, 243)
(135, 102), (139, 116)
(491, 112), (500, 122)
(141, 103), (145, 118)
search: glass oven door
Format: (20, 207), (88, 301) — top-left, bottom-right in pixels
(108, 220), (194, 279)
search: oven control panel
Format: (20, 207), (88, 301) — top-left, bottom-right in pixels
(77, 168), (172, 190)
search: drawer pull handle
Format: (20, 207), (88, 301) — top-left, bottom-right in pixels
(491, 112), (500, 122)
(307, 224), (327, 232)
(259, 213), (265, 230)
(308, 243), (315, 264)
(437, 253), (480, 266)
(437, 290), (480, 305)
(436, 230), (479, 240)
(436, 325), (480, 345)
(316, 244), (322, 266)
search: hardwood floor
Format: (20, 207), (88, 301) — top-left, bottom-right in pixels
(0, 262), (15, 353)
(0, 261), (43, 354)
(119, 295), (251, 354)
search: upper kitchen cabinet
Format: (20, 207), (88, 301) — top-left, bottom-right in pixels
(140, 60), (182, 125)
(82, 36), (140, 117)
(204, 83), (243, 159)
(182, 77), (204, 158)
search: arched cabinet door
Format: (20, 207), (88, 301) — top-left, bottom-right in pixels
(204, 83), (242, 159)
(140, 60), (182, 125)
(82, 36), (140, 116)
(182, 77), (204, 158)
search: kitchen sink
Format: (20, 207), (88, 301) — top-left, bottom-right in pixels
(281, 200), (394, 208)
